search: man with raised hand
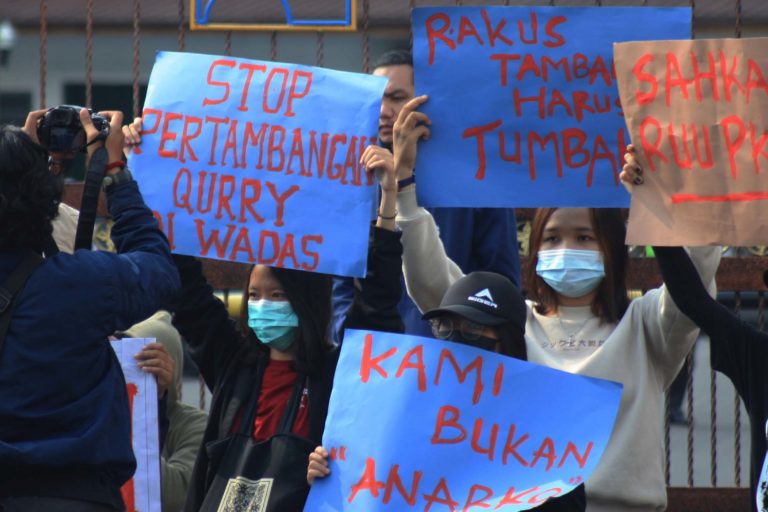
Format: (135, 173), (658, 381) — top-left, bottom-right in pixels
(333, 49), (522, 341)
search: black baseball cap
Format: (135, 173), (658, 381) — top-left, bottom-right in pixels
(422, 271), (526, 332)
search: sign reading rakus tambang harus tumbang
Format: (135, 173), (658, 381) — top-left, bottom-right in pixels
(615, 37), (768, 246)
(128, 51), (386, 277)
(304, 330), (622, 512)
(410, 6), (691, 208)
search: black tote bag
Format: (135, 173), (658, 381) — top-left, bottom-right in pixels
(199, 376), (316, 512)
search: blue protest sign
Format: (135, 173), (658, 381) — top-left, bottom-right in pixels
(128, 51), (386, 277)
(304, 330), (622, 511)
(411, 7), (691, 207)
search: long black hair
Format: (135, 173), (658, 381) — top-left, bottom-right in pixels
(0, 126), (62, 252)
(238, 265), (333, 377)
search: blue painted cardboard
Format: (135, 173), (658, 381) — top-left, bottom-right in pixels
(411, 7), (691, 207)
(305, 330), (622, 511)
(128, 51), (386, 277)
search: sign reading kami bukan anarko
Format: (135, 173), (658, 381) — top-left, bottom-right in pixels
(411, 6), (691, 207)
(304, 330), (622, 511)
(128, 51), (386, 277)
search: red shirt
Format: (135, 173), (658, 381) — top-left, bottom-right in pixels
(231, 359), (310, 442)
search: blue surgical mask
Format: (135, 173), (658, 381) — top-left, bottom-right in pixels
(536, 249), (605, 298)
(247, 299), (299, 351)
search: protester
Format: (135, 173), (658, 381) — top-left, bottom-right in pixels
(49, 174), (206, 511)
(390, 96), (722, 511)
(309, 271), (587, 510)
(123, 311), (208, 512)
(332, 49), (521, 340)
(0, 109), (180, 511)
(124, 118), (405, 511)
(621, 152), (766, 512)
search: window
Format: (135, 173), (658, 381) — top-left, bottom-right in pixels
(0, 92), (32, 126)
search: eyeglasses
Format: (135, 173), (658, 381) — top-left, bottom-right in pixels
(429, 316), (485, 341)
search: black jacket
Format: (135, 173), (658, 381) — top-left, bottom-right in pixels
(171, 227), (404, 511)
(655, 246), (768, 512)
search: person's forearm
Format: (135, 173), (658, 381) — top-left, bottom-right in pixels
(376, 189), (397, 231)
(396, 187), (464, 313)
(170, 255), (241, 388)
(108, 180), (173, 260)
(343, 227), (404, 335)
(654, 246), (731, 338)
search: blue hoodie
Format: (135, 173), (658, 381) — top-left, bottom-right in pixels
(0, 180), (180, 509)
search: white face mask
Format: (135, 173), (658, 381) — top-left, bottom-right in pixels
(535, 249), (606, 298)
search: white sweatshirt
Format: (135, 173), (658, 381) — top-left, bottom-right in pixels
(52, 202), (79, 254)
(397, 187), (721, 512)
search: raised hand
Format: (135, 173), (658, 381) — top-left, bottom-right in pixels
(393, 95), (431, 180)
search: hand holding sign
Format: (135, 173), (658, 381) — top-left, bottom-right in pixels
(123, 117), (143, 153)
(393, 95), (431, 179)
(307, 446), (332, 485)
(360, 145), (396, 194)
(620, 145), (644, 186)
(135, 341), (174, 398)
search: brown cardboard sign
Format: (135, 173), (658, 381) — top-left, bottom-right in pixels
(615, 37), (768, 245)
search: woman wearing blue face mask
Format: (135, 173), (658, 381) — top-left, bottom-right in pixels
(390, 97), (722, 511)
(158, 144), (405, 511)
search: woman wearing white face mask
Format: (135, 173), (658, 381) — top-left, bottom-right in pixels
(391, 97), (722, 511)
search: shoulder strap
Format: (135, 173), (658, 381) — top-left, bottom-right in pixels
(234, 356), (269, 436)
(277, 375), (307, 435)
(0, 251), (44, 355)
(75, 146), (108, 251)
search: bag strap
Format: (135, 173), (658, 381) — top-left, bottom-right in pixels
(75, 146), (108, 251)
(276, 376), (307, 435)
(235, 356), (269, 436)
(0, 251), (44, 355)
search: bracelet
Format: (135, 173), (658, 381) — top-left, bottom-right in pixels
(106, 161), (126, 171)
(397, 176), (415, 190)
(377, 209), (398, 220)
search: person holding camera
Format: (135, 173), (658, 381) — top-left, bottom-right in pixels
(0, 108), (180, 512)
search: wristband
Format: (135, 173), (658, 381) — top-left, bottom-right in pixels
(102, 167), (134, 192)
(105, 161), (126, 172)
(397, 176), (415, 190)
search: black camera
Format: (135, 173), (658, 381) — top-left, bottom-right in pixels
(36, 105), (109, 154)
